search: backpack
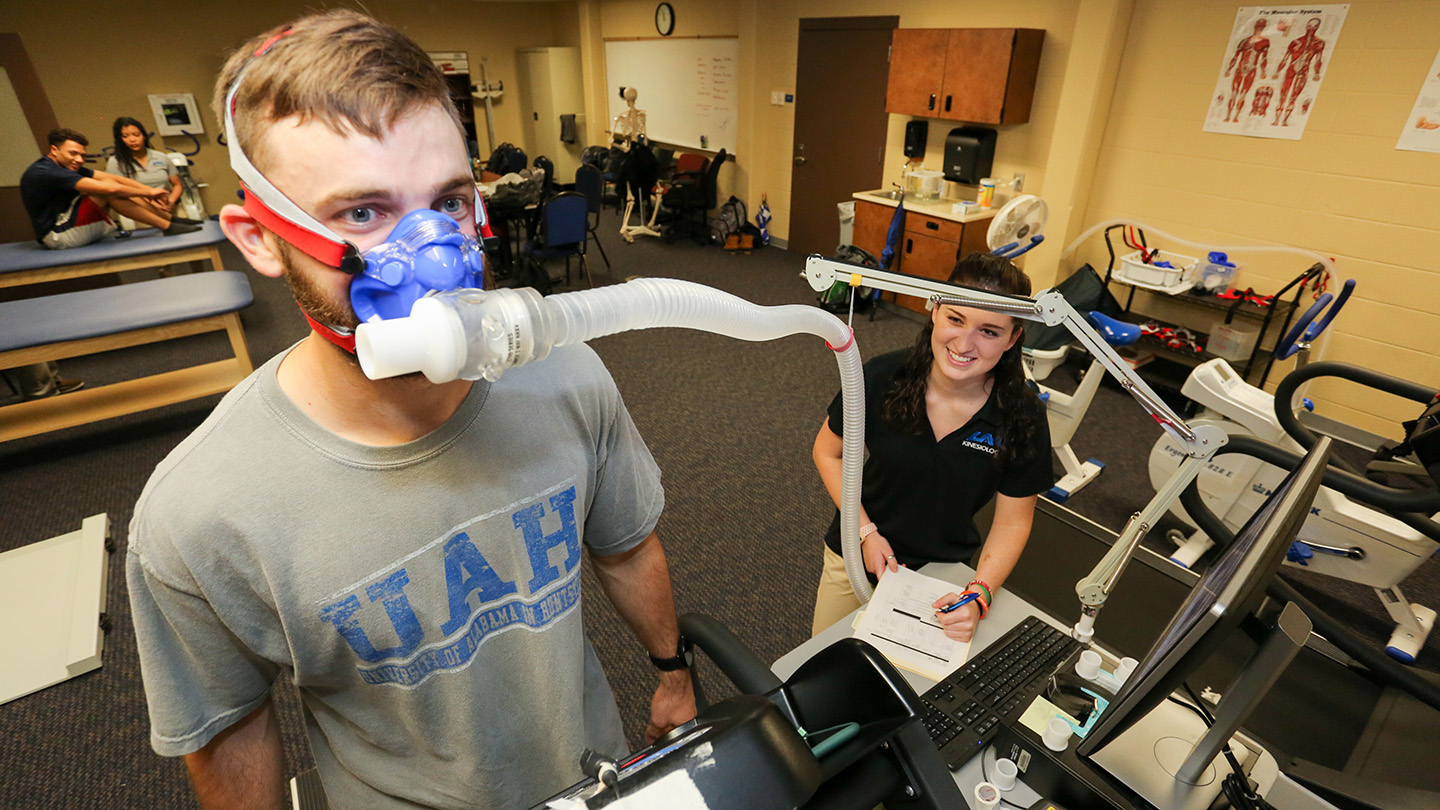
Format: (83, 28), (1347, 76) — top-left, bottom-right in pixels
(486, 142), (527, 175)
(709, 196), (747, 247)
(817, 245), (879, 312)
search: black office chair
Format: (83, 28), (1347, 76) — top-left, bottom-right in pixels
(661, 148), (728, 244)
(533, 155), (556, 199)
(573, 164), (611, 270)
(521, 191), (590, 289)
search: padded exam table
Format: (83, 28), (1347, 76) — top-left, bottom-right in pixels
(0, 222), (253, 441)
(0, 220), (228, 289)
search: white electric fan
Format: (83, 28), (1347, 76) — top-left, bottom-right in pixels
(987, 194), (1048, 259)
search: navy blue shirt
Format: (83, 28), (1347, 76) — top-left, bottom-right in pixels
(823, 350), (1053, 570)
(20, 157), (93, 241)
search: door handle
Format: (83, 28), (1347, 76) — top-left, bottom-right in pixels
(945, 95), (952, 113)
(925, 221), (939, 230)
(928, 94), (936, 111)
(794, 143), (807, 167)
(906, 238), (913, 254)
(794, 155), (807, 166)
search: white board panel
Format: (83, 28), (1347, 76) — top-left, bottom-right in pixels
(604, 38), (737, 154)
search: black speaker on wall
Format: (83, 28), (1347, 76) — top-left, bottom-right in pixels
(903, 120), (928, 158)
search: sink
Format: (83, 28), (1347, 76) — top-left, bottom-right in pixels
(866, 189), (904, 201)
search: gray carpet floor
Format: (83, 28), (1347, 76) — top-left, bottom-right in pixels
(2, 218), (1435, 808)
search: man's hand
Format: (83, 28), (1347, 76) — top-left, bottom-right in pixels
(645, 669), (697, 744)
(932, 593), (981, 643)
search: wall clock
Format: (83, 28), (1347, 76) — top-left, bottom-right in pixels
(655, 3), (675, 37)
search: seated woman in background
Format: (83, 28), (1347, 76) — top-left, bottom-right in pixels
(105, 117), (185, 221)
(810, 252), (1053, 642)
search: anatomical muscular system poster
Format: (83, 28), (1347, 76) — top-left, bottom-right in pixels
(1203, 5), (1349, 140)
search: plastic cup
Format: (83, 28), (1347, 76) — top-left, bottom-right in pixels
(993, 757), (1018, 791)
(1043, 717), (1073, 752)
(1115, 656), (1139, 684)
(1075, 649), (1102, 680)
(974, 782), (1002, 809)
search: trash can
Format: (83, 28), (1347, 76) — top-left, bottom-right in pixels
(837, 201), (855, 247)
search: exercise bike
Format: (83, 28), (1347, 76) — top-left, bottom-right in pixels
(1148, 280), (1440, 662)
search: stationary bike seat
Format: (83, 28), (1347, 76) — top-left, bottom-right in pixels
(1085, 311), (1141, 347)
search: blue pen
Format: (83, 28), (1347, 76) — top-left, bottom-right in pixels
(938, 591), (981, 614)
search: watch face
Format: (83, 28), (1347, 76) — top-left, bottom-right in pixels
(656, 3), (674, 36)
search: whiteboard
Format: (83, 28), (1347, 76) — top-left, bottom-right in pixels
(604, 38), (737, 154)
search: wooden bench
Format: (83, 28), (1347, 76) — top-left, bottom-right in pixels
(0, 271), (254, 441)
(0, 221), (229, 290)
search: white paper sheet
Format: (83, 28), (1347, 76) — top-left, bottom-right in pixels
(852, 566), (971, 681)
(1397, 47), (1440, 153)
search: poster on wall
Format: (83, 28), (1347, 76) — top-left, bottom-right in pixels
(1203, 5), (1349, 140)
(1396, 47), (1440, 153)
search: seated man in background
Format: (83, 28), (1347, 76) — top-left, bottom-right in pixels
(19, 127), (198, 249)
(126, 10), (694, 810)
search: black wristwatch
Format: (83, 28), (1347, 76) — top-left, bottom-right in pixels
(648, 635), (693, 671)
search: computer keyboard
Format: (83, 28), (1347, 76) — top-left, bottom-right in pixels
(920, 615), (1083, 768)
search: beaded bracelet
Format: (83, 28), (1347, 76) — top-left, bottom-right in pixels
(959, 589), (989, 619)
(966, 579), (993, 606)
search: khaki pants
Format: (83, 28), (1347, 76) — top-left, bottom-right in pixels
(811, 545), (866, 637)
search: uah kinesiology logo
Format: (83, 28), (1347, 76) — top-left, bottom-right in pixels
(317, 486), (582, 688)
(962, 430), (998, 455)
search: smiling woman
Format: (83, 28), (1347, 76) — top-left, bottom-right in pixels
(809, 251), (1053, 643)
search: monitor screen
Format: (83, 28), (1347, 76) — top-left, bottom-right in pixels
(1076, 437), (1331, 757)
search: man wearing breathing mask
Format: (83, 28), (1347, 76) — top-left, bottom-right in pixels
(125, 11), (695, 810)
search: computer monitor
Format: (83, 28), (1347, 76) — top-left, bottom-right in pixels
(1076, 436), (1331, 761)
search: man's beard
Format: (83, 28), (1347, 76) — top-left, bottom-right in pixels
(275, 240), (360, 332)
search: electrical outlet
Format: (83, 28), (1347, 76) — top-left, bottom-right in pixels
(1013, 172), (1025, 193)
(771, 90), (784, 105)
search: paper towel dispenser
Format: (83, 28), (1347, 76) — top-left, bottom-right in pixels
(944, 126), (997, 185)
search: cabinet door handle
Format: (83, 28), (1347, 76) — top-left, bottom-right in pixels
(945, 95), (952, 112)
(925, 221), (939, 230)
(906, 238), (913, 254)
(928, 94), (936, 111)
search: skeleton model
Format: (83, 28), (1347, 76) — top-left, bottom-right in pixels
(1224, 19), (1270, 123)
(1274, 18), (1326, 127)
(611, 88), (663, 242)
(611, 86), (648, 148)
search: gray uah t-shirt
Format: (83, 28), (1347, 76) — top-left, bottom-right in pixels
(105, 148), (176, 189)
(127, 342), (664, 809)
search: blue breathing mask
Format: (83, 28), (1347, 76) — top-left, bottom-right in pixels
(349, 209), (486, 323)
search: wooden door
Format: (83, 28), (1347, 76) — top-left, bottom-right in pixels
(940, 30), (1013, 123)
(941, 29), (1045, 124)
(886, 29), (949, 117)
(851, 199), (894, 262)
(891, 231), (960, 313)
(787, 17), (896, 258)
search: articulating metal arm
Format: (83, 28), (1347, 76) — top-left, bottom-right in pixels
(802, 256), (1227, 641)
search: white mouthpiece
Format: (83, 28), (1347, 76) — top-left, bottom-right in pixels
(355, 298), (463, 382)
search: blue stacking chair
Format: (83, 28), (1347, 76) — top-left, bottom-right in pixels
(522, 191), (591, 288)
(573, 164), (611, 270)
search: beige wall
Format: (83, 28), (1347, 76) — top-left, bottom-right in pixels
(0, 1), (575, 211)
(1085, 0), (1440, 438)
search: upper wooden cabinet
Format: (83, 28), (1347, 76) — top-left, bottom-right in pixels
(886, 28), (1044, 125)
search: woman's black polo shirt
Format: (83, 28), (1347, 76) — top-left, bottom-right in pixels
(822, 350), (1053, 570)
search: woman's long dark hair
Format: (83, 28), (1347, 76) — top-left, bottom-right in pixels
(881, 251), (1042, 470)
(111, 117), (150, 179)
